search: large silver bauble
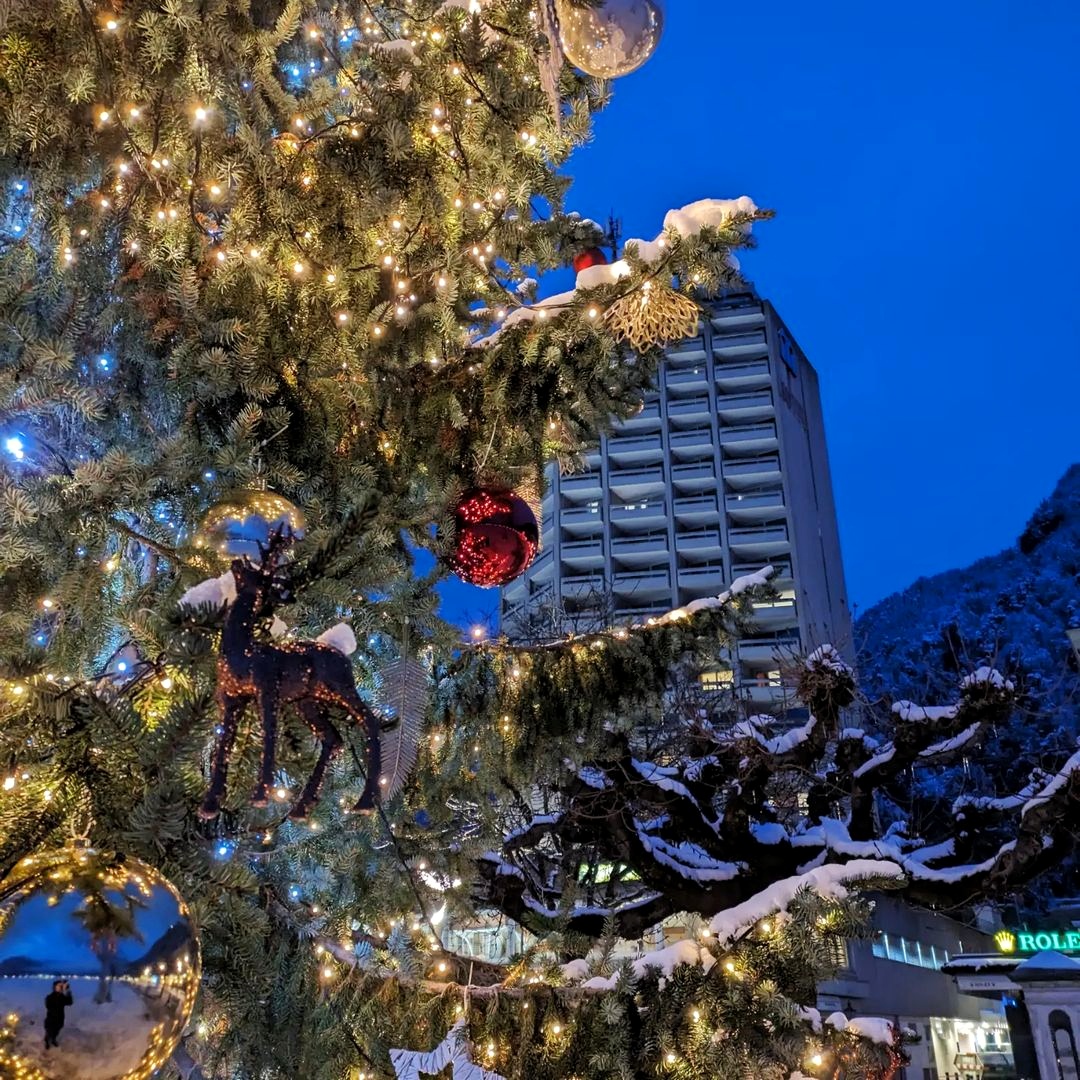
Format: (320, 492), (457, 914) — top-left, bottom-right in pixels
(0, 847), (200, 1080)
(555, 0), (665, 79)
(194, 489), (306, 560)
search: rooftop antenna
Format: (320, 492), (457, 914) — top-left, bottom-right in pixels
(605, 212), (622, 261)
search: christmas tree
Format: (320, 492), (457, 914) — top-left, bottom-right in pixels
(1, 3), (1077, 1079)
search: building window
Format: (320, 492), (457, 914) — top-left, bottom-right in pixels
(1050, 1010), (1080, 1078)
(699, 670), (734, 690)
(871, 931), (949, 971)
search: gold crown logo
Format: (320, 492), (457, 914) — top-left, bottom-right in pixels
(995, 930), (1017, 953)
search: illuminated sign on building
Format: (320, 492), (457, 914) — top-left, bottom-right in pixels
(996, 929), (1080, 954)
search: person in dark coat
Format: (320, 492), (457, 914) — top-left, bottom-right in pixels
(43, 980), (73, 1049)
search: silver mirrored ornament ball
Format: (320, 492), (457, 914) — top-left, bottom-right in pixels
(555, 0), (665, 79)
(0, 848), (200, 1080)
(194, 488), (306, 561)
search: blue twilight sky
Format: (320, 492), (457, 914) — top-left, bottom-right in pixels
(437, 0), (1080, 629)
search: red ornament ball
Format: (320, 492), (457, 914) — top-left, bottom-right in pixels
(573, 247), (609, 274)
(449, 487), (539, 588)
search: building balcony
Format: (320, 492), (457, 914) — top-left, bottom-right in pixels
(738, 635), (800, 666)
(709, 307), (765, 333)
(673, 495), (719, 525)
(671, 461), (718, 492)
(560, 574), (606, 599)
(716, 391), (775, 422)
(675, 529), (723, 556)
(718, 423), (778, 455)
(748, 599), (799, 631)
(528, 549), (555, 583)
(728, 524), (790, 557)
(614, 605), (669, 624)
(612, 533), (669, 567)
(665, 367), (710, 393)
(665, 337), (708, 364)
(502, 577), (529, 606)
(732, 559), (792, 585)
(612, 569), (672, 600)
(610, 400), (661, 432)
(677, 564), (727, 593)
(667, 396), (712, 421)
(606, 432), (664, 465)
(560, 471), (603, 499)
(725, 489), (785, 522)
(609, 466), (666, 499)
(714, 359), (771, 390)
(722, 455), (782, 487)
(669, 427), (715, 459)
(609, 499), (668, 530)
(712, 330), (768, 360)
(560, 539), (605, 570)
(559, 503), (604, 535)
(739, 678), (794, 706)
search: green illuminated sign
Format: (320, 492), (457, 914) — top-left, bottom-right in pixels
(995, 929), (1080, 954)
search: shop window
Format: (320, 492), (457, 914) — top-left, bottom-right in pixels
(871, 931), (949, 970)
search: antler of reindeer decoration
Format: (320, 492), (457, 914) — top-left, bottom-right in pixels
(198, 528), (383, 822)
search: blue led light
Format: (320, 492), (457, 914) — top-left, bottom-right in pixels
(116, 660), (128, 673)
(5, 436), (25, 460)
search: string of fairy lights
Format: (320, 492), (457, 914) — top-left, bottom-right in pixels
(8, 1), (566, 359)
(0, 569), (765, 1069)
(0, 6), (806, 1076)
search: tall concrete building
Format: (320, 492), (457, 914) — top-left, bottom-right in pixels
(501, 287), (852, 708)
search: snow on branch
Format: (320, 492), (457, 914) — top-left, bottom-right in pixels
(917, 722), (981, 759)
(825, 1013), (896, 1046)
(891, 701), (959, 722)
(624, 196), (760, 264)
(630, 758), (695, 800)
(953, 774), (1048, 816)
(707, 860), (903, 943)
(1022, 747), (1080, 817)
(567, 938), (714, 992)
(476, 197), (764, 344)
(960, 667), (1015, 691)
(726, 713), (820, 757)
(806, 644), (852, 676)
(649, 565), (774, 627)
(634, 827), (742, 882)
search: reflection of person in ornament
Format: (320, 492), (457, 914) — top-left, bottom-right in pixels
(43, 980), (72, 1049)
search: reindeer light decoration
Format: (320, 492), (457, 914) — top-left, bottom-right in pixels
(198, 530), (382, 822)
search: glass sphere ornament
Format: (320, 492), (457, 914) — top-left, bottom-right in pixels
(555, 0), (664, 79)
(194, 488), (305, 560)
(573, 246), (609, 274)
(0, 846), (200, 1080)
(448, 487), (539, 588)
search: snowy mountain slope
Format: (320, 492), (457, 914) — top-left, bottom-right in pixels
(857, 464), (1080, 712)
(856, 465), (1080, 868)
